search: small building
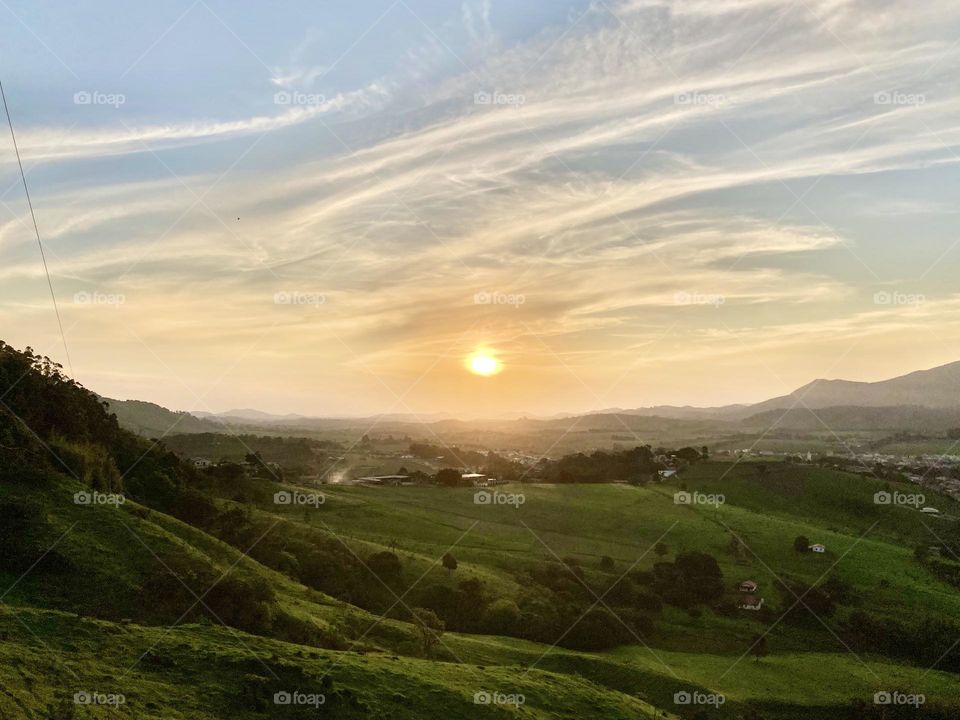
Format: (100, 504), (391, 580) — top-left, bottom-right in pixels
(358, 474), (409, 486)
(738, 580), (758, 593)
(810, 543), (826, 553)
(738, 595), (764, 610)
(920, 507), (941, 515)
(462, 472), (488, 487)
(192, 458), (212, 469)
(658, 469), (677, 480)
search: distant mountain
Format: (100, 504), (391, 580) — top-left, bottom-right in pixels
(107, 360), (960, 437)
(743, 360), (960, 415)
(591, 404), (750, 420)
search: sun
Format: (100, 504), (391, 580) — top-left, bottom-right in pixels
(467, 351), (502, 377)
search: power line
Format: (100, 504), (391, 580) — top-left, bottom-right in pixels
(0, 78), (73, 376)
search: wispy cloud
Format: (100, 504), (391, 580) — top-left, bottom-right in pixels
(4, 0), (960, 413)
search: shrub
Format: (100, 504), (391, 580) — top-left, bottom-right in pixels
(482, 598), (521, 636)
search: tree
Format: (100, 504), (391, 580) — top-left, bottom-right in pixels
(820, 574), (851, 603)
(914, 543), (931, 563)
(441, 552), (457, 571)
(367, 551), (402, 585)
(654, 542), (669, 559)
(727, 530), (746, 562)
(435, 468), (461, 487)
(411, 607), (445, 657)
(563, 607), (625, 650)
(482, 598), (521, 636)
(673, 551), (725, 604)
(750, 633), (768, 663)
(675, 446), (702, 463)
(793, 535), (810, 553)
(600, 555), (615, 571)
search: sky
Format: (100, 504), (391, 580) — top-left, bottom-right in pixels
(2, 0), (960, 418)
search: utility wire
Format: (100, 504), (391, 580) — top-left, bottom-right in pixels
(0, 78), (73, 376)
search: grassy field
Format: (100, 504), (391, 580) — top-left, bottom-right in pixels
(244, 462), (960, 713)
(4, 460), (960, 718)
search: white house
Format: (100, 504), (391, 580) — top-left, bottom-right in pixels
(192, 458), (212, 469)
(658, 469), (677, 480)
(920, 507), (940, 515)
(809, 543), (826, 553)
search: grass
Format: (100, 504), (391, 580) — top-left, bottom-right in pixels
(4, 460), (960, 717)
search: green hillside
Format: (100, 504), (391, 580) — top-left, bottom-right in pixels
(2, 340), (959, 719)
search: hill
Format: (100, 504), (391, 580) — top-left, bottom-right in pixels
(102, 397), (226, 437)
(4, 340), (960, 718)
(743, 360), (960, 414)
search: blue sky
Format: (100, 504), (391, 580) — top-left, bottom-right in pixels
(2, 0), (960, 417)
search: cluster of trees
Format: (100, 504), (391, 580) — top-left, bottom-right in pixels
(841, 609), (960, 674)
(409, 563), (655, 650)
(533, 445), (704, 484)
(0, 343), (121, 453)
(420, 443), (710, 487)
(774, 576), (849, 625)
(0, 345), (219, 530)
(163, 433), (341, 478)
(410, 443), (527, 482)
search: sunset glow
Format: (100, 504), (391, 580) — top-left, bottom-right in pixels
(468, 352), (501, 377)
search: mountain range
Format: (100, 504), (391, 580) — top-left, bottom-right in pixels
(104, 359), (960, 436)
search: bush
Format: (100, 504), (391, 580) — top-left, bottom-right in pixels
(0, 498), (50, 572)
(367, 551), (402, 585)
(48, 437), (122, 493)
(561, 607), (626, 650)
(482, 598), (521, 636)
